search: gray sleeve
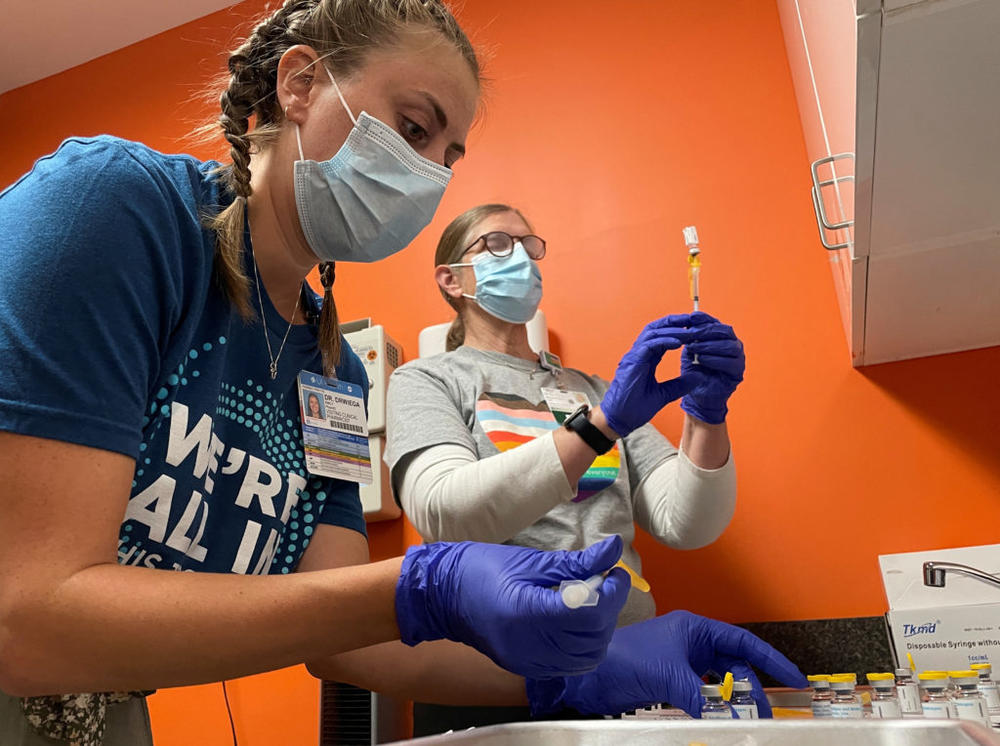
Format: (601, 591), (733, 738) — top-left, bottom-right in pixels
(384, 361), (477, 492)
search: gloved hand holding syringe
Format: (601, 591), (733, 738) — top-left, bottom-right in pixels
(598, 223), (743, 435)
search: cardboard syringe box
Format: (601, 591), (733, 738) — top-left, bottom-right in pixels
(880, 544), (1000, 672)
(885, 602), (1000, 671)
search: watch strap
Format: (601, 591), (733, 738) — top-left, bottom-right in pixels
(564, 404), (615, 455)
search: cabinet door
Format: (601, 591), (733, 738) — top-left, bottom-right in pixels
(777, 0), (866, 362)
(799, 0), (857, 230)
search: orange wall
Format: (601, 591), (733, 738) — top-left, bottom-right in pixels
(4, 0), (999, 742)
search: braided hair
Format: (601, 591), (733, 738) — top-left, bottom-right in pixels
(208, 0), (479, 374)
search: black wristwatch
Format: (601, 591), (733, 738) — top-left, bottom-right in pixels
(563, 404), (616, 455)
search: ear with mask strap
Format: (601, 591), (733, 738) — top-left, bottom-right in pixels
(450, 242), (543, 325)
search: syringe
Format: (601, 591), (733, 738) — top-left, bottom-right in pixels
(683, 226), (701, 311)
(683, 226), (701, 364)
(559, 573), (603, 609)
(559, 559), (652, 609)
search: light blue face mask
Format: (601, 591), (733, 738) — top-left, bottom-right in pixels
(451, 241), (543, 324)
(293, 65), (453, 263)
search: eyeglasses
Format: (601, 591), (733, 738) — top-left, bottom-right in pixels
(463, 231), (546, 260)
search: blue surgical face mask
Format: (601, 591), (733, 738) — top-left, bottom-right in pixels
(451, 241), (543, 324)
(293, 65), (453, 263)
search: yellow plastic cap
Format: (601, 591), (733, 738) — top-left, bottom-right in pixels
(613, 559), (651, 593)
(721, 672), (734, 702)
(807, 674), (831, 682)
(867, 673), (895, 682)
(919, 671), (949, 681)
(971, 663), (992, 671)
(829, 674), (857, 683)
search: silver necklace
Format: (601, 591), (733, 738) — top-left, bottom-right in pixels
(250, 243), (301, 380)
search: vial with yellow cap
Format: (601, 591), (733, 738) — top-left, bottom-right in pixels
(919, 671), (954, 719)
(970, 663), (1000, 715)
(831, 673), (865, 715)
(700, 684), (733, 720)
(867, 673), (902, 719)
(829, 674), (863, 719)
(807, 675), (834, 718)
(950, 671), (990, 726)
(730, 679), (759, 720)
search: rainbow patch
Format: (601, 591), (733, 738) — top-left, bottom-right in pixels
(475, 392), (619, 501)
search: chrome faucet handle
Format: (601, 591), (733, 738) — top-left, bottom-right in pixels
(922, 561), (1000, 589)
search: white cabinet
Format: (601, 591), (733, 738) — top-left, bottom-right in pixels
(779, 0), (1000, 366)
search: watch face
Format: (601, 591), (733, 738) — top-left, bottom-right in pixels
(566, 404), (589, 425)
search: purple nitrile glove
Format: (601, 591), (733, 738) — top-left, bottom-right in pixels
(527, 609), (807, 718)
(679, 312), (745, 425)
(395, 535), (631, 679)
(600, 314), (708, 438)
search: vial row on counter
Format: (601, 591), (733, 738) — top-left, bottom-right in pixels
(807, 663), (1000, 728)
(621, 679), (762, 721)
(630, 662), (1000, 725)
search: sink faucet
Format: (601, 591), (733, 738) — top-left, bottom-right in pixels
(923, 561), (1000, 590)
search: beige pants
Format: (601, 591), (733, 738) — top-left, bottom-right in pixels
(0, 690), (153, 746)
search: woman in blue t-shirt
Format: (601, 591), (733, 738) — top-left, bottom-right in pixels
(0, 1), (804, 744)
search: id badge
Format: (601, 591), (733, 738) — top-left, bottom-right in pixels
(297, 371), (372, 484)
(540, 387), (590, 424)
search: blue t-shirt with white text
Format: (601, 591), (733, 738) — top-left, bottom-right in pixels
(0, 136), (367, 576)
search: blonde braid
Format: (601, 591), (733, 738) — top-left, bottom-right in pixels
(211, 75), (256, 318)
(317, 262), (341, 375)
(209, 1), (320, 318)
(445, 315), (465, 352)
